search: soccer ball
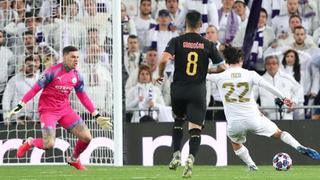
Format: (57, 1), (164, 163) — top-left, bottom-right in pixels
(272, 152), (292, 171)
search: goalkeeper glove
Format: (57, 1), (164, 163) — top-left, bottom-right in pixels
(6, 103), (24, 119)
(95, 114), (113, 130)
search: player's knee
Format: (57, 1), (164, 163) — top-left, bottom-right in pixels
(81, 135), (92, 143)
(188, 128), (201, 137)
(43, 140), (55, 149)
(272, 129), (283, 139)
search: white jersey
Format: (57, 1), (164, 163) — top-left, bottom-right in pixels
(207, 67), (285, 122)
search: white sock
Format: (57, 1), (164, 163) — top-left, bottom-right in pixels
(234, 145), (256, 166)
(280, 131), (301, 149)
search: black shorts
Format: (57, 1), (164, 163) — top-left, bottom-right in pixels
(170, 81), (206, 126)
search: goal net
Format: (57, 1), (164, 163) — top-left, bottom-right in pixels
(0, 0), (122, 165)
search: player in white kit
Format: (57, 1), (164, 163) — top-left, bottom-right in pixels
(207, 45), (320, 170)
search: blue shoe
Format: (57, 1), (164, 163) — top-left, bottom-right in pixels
(297, 146), (320, 160)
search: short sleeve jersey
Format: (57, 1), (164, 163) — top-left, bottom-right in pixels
(164, 32), (223, 84)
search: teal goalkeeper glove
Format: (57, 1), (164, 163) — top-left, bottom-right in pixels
(6, 103), (24, 119)
(95, 114), (113, 130)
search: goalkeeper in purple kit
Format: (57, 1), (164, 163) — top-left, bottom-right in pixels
(7, 46), (112, 170)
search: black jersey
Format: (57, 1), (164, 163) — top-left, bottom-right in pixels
(164, 32), (223, 84)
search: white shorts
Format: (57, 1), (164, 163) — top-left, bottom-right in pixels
(227, 115), (278, 144)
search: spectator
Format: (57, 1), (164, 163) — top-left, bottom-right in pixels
(0, 29), (14, 123)
(218, 0), (239, 43)
(82, 0), (110, 46)
(126, 64), (173, 123)
(147, 9), (178, 56)
(272, 0), (316, 38)
(121, 3), (137, 49)
(175, 0), (219, 35)
(278, 15), (316, 46)
(291, 26), (317, 51)
(124, 35), (145, 76)
(255, 55), (304, 120)
(75, 44), (112, 120)
(313, 26), (320, 47)
(232, 8), (275, 74)
(164, 0), (180, 22)
(2, 55), (40, 126)
(233, 0), (249, 28)
(134, 0), (156, 52)
(0, 0), (18, 29)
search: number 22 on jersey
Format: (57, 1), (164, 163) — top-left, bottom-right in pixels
(186, 51), (198, 76)
(222, 82), (250, 103)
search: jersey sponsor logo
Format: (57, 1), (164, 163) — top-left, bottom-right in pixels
(231, 73), (241, 78)
(183, 42), (204, 49)
(72, 77), (77, 84)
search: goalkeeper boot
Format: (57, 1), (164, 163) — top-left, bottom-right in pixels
(16, 137), (33, 158)
(67, 157), (87, 171)
(169, 151), (181, 170)
(297, 146), (320, 160)
(182, 154), (194, 178)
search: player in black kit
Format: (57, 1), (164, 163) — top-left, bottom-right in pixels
(158, 10), (224, 178)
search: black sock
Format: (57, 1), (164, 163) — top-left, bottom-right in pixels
(189, 128), (201, 157)
(172, 119), (184, 152)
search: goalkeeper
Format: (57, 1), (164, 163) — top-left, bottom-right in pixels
(7, 46), (112, 170)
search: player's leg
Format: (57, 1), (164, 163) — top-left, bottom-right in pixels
(169, 95), (186, 170)
(182, 87), (206, 178)
(255, 115), (320, 160)
(60, 109), (91, 170)
(231, 142), (257, 170)
(227, 126), (257, 170)
(17, 112), (57, 158)
(273, 129), (320, 160)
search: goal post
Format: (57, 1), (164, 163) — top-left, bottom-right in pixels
(112, 0), (123, 167)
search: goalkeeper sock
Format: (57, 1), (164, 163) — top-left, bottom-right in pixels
(172, 119), (184, 152)
(188, 128), (201, 157)
(280, 131), (301, 149)
(31, 138), (44, 149)
(73, 140), (90, 159)
(234, 145), (255, 166)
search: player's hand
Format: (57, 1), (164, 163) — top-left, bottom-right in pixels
(283, 98), (293, 109)
(95, 114), (113, 130)
(155, 76), (164, 85)
(6, 104), (24, 119)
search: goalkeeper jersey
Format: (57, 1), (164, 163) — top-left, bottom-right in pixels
(21, 63), (96, 113)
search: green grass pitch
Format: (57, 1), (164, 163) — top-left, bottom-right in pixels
(0, 165), (319, 180)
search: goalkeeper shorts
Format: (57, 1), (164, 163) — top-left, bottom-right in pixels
(40, 108), (82, 130)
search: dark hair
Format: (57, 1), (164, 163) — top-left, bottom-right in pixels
(147, 47), (157, 52)
(165, 0), (179, 3)
(138, 64), (152, 82)
(289, 14), (302, 23)
(25, 55), (34, 63)
(260, 8), (268, 19)
(293, 25), (305, 33)
(222, 45), (243, 64)
(87, 27), (98, 33)
(282, 49), (301, 82)
(128, 34), (138, 39)
(186, 10), (202, 29)
(23, 30), (34, 37)
(63, 46), (78, 55)
(140, 0), (151, 5)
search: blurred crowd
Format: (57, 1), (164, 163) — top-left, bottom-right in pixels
(0, 0), (113, 126)
(122, 0), (320, 122)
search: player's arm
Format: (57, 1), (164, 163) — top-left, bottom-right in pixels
(7, 72), (49, 119)
(75, 74), (112, 130)
(158, 37), (176, 82)
(208, 42), (226, 73)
